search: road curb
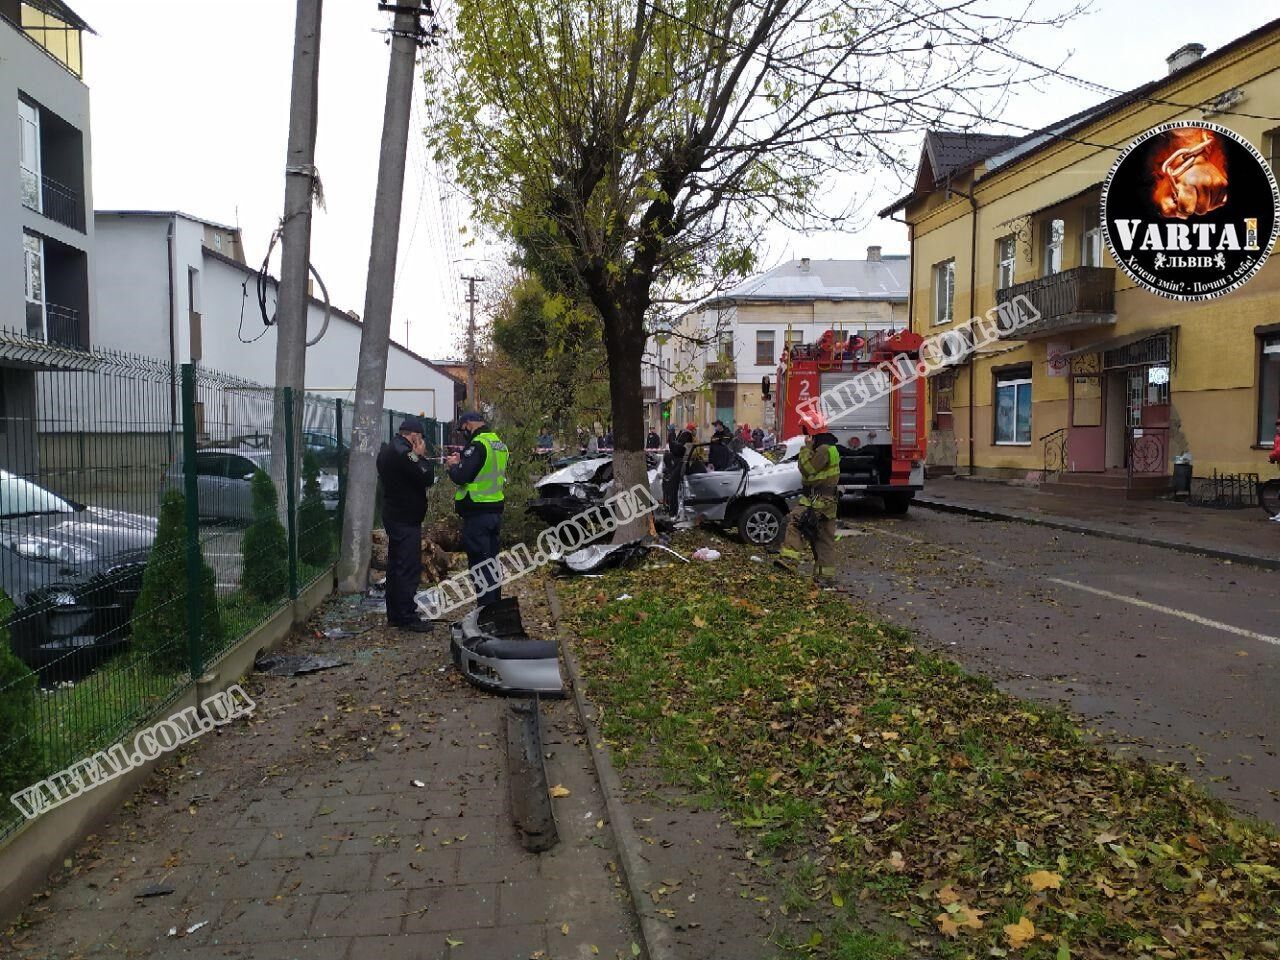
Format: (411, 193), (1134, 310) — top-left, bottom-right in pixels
(915, 497), (1280, 571)
(546, 579), (677, 960)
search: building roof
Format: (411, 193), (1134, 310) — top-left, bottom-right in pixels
(701, 257), (909, 308)
(24, 0), (95, 34)
(879, 131), (1019, 216)
(881, 16), (1280, 217)
(200, 246), (463, 385)
(97, 209), (241, 234)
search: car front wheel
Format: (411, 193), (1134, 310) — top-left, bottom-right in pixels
(737, 502), (785, 547)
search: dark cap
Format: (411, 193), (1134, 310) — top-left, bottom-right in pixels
(458, 411), (486, 425)
(399, 417), (425, 435)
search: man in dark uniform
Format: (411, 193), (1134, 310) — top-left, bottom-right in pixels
(446, 411), (508, 607)
(376, 417), (436, 632)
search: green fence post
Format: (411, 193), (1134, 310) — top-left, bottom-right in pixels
(284, 387), (299, 600)
(180, 364), (204, 679)
(335, 398), (346, 533)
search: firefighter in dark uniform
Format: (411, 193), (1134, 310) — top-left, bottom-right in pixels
(445, 411), (508, 606)
(376, 417), (436, 632)
(777, 417), (840, 584)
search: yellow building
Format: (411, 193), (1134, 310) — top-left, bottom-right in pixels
(883, 26), (1280, 496)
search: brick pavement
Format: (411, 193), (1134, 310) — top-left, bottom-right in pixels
(0, 592), (639, 960)
(917, 475), (1279, 564)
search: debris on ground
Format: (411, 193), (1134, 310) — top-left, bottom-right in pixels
(559, 540), (650, 574)
(690, 547), (721, 561)
(253, 653), (347, 676)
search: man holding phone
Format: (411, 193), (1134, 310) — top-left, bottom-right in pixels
(376, 417), (436, 631)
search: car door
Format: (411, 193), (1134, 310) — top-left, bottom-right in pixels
(224, 454), (262, 521)
(681, 444), (747, 521)
(193, 453), (231, 519)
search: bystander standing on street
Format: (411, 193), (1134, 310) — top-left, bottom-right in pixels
(446, 411), (508, 606)
(376, 417), (436, 632)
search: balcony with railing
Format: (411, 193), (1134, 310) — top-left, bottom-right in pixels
(705, 358), (736, 382)
(995, 266), (1116, 340)
(21, 172), (85, 232)
(44, 303), (85, 349)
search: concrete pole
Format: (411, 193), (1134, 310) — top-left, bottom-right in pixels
(337, 0), (422, 593)
(462, 275), (483, 408)
(270, 0), (323, 510)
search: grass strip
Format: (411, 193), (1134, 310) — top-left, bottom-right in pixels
(558, 543), (1279, 960)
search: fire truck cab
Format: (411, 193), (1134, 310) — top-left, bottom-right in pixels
(774, 329), (926, 514)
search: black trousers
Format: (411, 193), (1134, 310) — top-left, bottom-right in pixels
(461, 511), (503, 607)
(384, 520), (422, 625)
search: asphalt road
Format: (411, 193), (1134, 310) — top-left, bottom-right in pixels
(833, 506), (1280, 824)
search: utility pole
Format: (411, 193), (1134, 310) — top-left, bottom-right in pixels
(462, 274), (483, 408)
(337, 0), (425, 593)
(270, 0), (323, 509)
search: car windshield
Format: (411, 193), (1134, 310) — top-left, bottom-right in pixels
(738, 448), (772, 470)
(0, 475), (77, 518)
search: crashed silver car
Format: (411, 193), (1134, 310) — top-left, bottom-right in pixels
(675, 443), (801, 547)
(527, 454), (664, 525)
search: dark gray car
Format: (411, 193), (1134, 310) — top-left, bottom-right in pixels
(162, 448), (339, 522)
(1, 471), (157, 674)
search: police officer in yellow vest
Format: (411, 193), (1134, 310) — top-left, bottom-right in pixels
(777, 418), (840, 585)
(445, 411), (508, 607)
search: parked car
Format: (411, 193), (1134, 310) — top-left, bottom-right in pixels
(162, 448), (339, 522)
(528, 455), (664, 525)
(0, 471), (157, 673)
(677, 443), (802, 547)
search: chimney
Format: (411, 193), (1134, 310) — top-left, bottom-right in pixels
(799, 257), (811, 273)
(866, 245), (882, 262)
(1166, 43), (1205, 75)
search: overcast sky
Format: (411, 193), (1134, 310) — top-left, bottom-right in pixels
(77, 1), (1273, 361)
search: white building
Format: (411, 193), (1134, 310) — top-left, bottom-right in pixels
(670, 250), (909, 435)
(93, 211), (461, 427)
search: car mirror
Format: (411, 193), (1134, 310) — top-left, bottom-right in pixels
(242, 472), (256, 481)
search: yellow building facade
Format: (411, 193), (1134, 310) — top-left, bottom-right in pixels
(886, 27), (1280, 493)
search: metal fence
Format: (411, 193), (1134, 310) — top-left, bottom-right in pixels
(0, 332), (438, 840)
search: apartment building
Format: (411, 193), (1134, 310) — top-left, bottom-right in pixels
(884, 22), (1280, 494)
(1, 0), (94, 472)
(670, 252), (908, 436)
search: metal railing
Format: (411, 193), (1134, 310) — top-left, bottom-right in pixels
(996, 266), (1115, 338)
(0, 333), (427, 841)
(1040, 427), (1067, 481)
(43, 303), (84, 349)
(705, 359), (736, 382)
(40, 174), (85, 232)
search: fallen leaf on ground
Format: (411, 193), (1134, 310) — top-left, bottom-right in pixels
(1004, 917), (1036, 948)
(1026, 870), (1062, 892)
(549, 785), (571, 798)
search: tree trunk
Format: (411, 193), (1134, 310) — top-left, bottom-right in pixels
(603, 308), (651, 542)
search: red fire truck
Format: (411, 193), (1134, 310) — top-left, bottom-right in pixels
(773, 329), (927, 514)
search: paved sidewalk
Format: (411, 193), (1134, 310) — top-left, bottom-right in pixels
(917, 476), (1279, 567)
(0, 590), (638, 960)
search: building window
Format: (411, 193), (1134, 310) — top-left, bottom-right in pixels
(1266, 128), (1280, 179)
(994, 368), (1032, 444)
(932, 259), (955, 325)
(1259, 335), (1280, 445)
(932, 371), (955, 430)
(19, 100), (41, 212)
(1082, 204), (1104, 267)
(784, 329), (804, 351)
(23, 232), (46, 339)
(1042, 218), (1064, 275)
(996, 235), (1016, 290)
(716, 332), (733, 363)
(755, 330), (775, 365)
